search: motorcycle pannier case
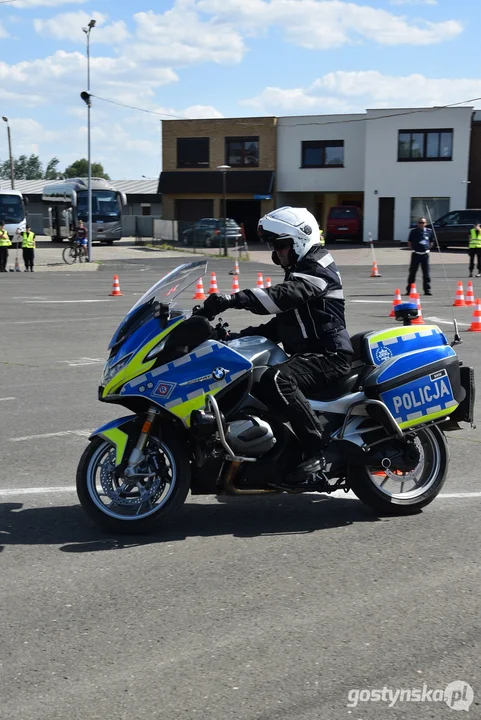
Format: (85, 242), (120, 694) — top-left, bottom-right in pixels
(362, 326), (464, 429)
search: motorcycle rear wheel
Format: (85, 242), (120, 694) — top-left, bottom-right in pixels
(76, 428), (190, 534)
(348, 426), (449, 515)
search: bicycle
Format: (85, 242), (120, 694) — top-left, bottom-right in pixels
(63, 239), (88, 265)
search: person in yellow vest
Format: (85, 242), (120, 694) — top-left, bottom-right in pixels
(0, 221), (12, 272)
(21, 225), (36, 272)
(468, 224), (481, 278)
(319, 228), (326, 247)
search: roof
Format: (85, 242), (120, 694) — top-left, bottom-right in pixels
(4, 179), (159, 196)
(158, 170), (274, 195)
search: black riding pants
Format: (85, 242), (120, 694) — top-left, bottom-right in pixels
(0, 247), (8, 272)
(23, 248), (34, 269)
(407, 252), (431, 294)
(468, 248), (481, 273)
(256, 351), (353, 457)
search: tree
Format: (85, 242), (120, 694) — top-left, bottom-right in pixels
(64, 158), (110, 180)
(44, 157), (62, 180)
(0, 153), (43, 180)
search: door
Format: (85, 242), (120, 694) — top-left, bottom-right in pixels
(378, 197), (395, 242)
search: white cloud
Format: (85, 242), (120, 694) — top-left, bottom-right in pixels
(241, 71), (481, 113)
(0, 22), (9, 39)
(34, 11), (130, 44)
(390, 1), (437, 6)
(131, 9), (245, 64)
(197, 0), (462, 48)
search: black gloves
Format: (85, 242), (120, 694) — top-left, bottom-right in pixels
(202, 293), (234, 319)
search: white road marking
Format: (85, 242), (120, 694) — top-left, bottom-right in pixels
(0, 487), (480, 500)
(0, 397), (15, 402)
(10, 429), (92, 442)
(350, 300), (392, 304)
(24, 300), (113, 304)
(57, 358), (104, 367)
(0, 316), (123, 326)
(425, 316), (470, 327)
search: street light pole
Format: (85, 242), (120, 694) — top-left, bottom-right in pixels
(82, 19), (96, 262)
(216, 164), (230, 257)
(2, 116), (15, 190)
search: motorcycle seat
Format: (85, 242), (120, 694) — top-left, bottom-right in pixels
(308, 371), (360, 401)
(350, 331), (374, 364)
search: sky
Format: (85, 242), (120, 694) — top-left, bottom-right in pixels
(1, 0), (481, 179)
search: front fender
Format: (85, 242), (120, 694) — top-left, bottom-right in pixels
(90, 414), (140, 466)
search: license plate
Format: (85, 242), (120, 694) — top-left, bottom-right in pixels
(338, 227), (348, 231)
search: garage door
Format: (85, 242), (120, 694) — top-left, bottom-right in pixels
(175, 199), (214, 221)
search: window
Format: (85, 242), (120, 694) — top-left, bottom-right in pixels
(410, 197), (450, 225)
(398, 130), (453, 161)
(177, 137), (210, 168)
(225, 137), (259, 166)
(301, 141), (344, 168)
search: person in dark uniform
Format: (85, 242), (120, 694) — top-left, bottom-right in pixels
(406, 217), (433, 296)
(202, 206), (353, 487)
(0, 221), (12, 272)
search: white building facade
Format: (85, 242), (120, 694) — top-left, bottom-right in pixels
(276, 107), (473, 242)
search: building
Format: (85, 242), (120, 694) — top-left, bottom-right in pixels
(160, 107), (476, 243)
(158, 117), (276, 241)
(277, 107), (473, 242)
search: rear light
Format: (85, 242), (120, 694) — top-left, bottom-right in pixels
(214, 230), (220, 235)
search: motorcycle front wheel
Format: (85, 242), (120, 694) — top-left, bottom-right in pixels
(76, 427), (191, 534)
(348, 425), (449, 515)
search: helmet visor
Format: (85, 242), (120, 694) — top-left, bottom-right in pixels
(257, 225), (293, 251)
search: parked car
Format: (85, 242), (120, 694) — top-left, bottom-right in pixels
(182, 218), (243, 247)
(428, 209), (481, 248)
(325, 206), (363, 243)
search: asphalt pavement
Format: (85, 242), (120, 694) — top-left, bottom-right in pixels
(1, 255), (480, 719)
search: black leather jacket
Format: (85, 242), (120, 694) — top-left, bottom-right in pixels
(233, 246), (353, 355)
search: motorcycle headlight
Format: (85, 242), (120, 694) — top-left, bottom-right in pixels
(100, 353), (133, 386)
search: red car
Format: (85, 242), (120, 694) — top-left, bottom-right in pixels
(326, 206), (363, 243)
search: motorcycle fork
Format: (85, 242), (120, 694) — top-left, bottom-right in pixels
(124, 407), (159, 480)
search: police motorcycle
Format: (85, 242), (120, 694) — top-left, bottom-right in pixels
(76, 260), (475, 534)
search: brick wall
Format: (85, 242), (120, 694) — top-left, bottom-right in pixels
(162, 117), (277, 171)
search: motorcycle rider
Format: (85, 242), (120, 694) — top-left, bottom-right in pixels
(202, 206), (353, 486)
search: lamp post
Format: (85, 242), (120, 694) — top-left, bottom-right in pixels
(2, 116), (15, 190)
(82, 18), (96, 262)
(216, 165), (230, 257)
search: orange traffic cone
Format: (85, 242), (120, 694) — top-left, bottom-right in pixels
(231, 275), (240, 294)
(229, 259), (240, 276)
(370, 261), (381, 277)
(453, 281), (466, 307)
(109, 275), (123, 296)
(468, 298), (481, 332)
(208, 272), (219, 295)
(265, 277), (272, 288)
(409, 283), (419, 303)
(466, 280), (475, 306)
(389, 288), (402, 318)
(256, 272), (264, 289)
(193, 277), (205, 300)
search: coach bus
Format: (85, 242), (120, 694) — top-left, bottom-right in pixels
(0, 189), (27, 238)
(42, 177), (127, 244)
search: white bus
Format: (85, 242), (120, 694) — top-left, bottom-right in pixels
(0, 189), (27, 238)
(42, 177), (127, 244)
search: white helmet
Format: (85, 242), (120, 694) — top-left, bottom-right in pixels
(257, 206), (321, 261)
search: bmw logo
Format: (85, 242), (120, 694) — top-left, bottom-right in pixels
(212, 367), (227, 381)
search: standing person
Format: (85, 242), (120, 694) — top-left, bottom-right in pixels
(406, 217), (433, 296)
(21, 225), (36, 272)
(468, 223), (481, 278)
(74, 220), (88, 260)
(0, 221), (12, 272)
(201, 206), (353, 488)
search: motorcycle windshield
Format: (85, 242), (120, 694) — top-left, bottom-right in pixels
(108, 260), (208, 350)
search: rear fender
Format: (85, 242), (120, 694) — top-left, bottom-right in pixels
(90, 415), (140, 466)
